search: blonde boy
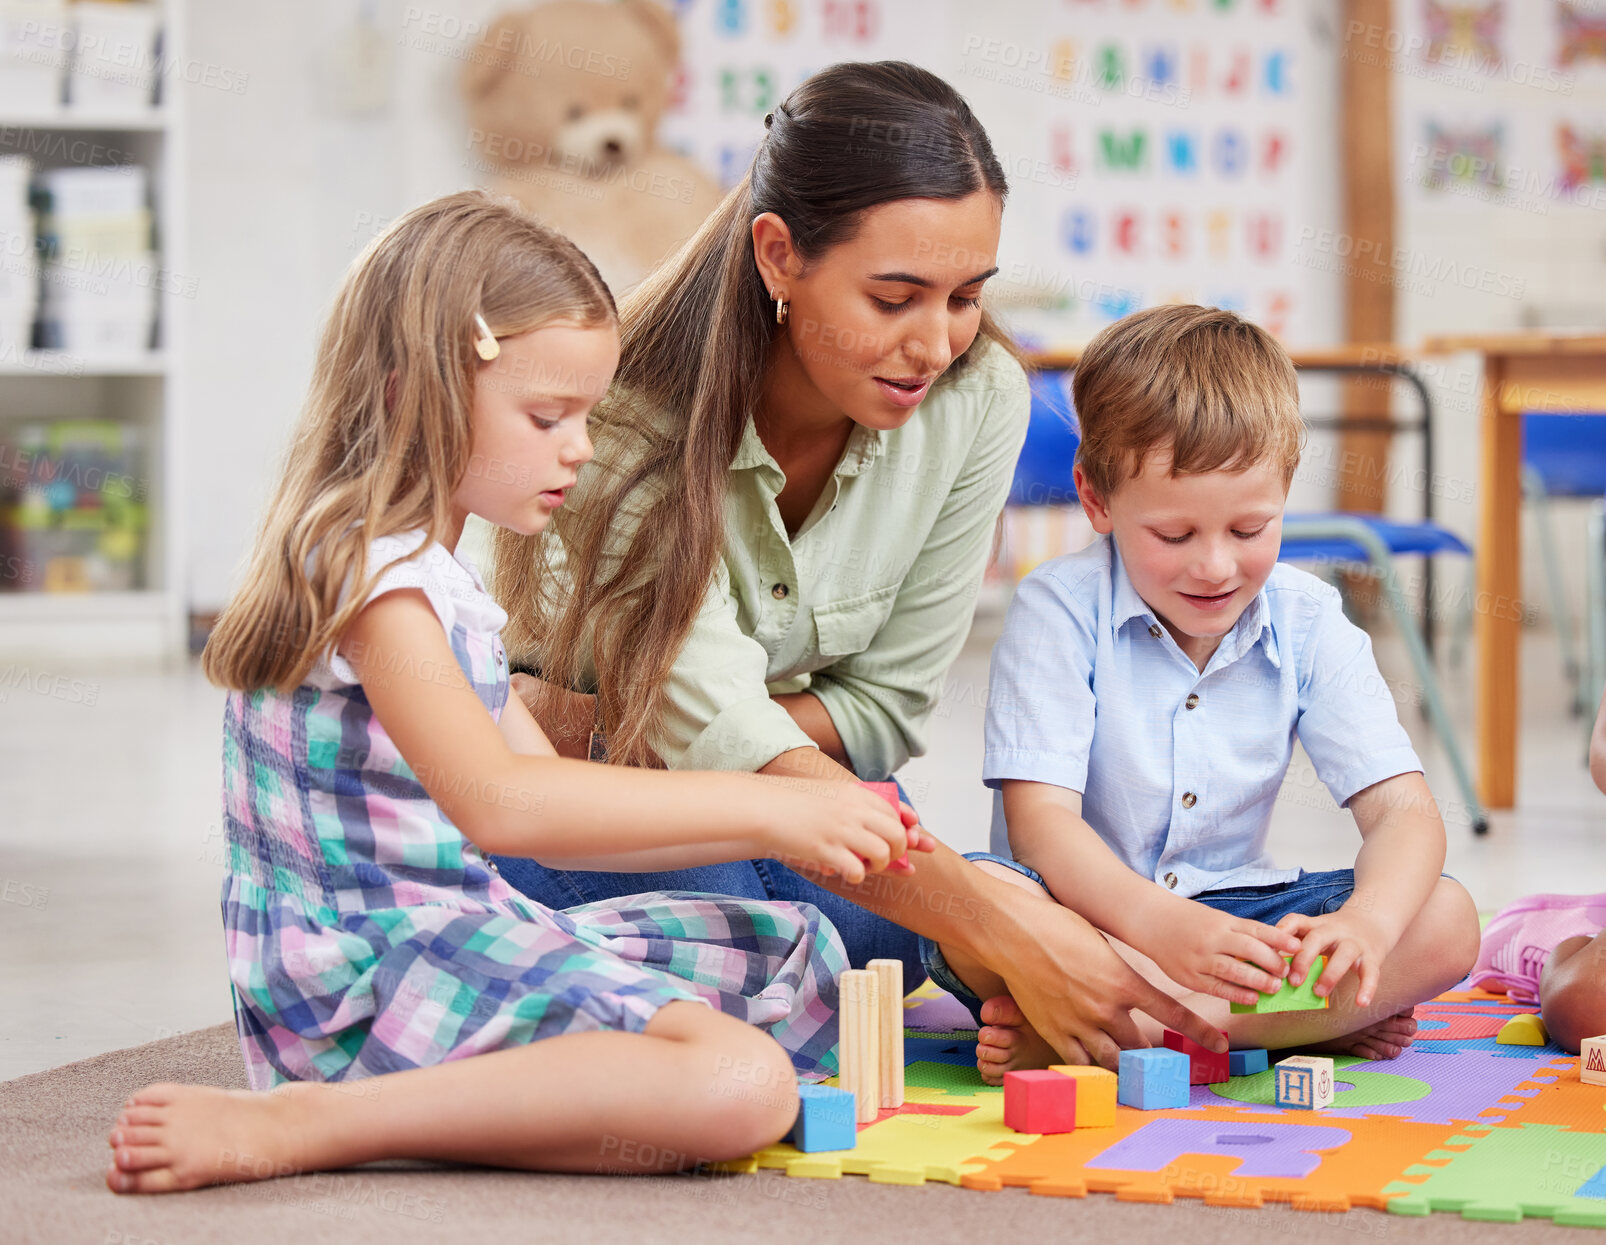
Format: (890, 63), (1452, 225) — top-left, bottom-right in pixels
(922, 305), (1480, 1077)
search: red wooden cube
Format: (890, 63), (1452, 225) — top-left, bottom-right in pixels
(1162, 1029), (1230, 1085)
(1003, 1069), (1079, 1134)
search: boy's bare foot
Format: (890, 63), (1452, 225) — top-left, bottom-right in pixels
(974, 995), (1073, 1085)
(106, 1081), (313, 1194)
(1306, 1008), (1419, 1062)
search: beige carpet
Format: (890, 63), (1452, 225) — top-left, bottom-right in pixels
(0, 1025), (1590, 1244)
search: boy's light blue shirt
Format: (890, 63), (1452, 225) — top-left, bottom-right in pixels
(982, 534), (1423, 898)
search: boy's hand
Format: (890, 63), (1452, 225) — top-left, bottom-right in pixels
(1148, 899), (1301, 1006)
(1277, 908), (1394, 1009)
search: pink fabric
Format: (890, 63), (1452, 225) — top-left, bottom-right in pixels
(1469, 893), (1606, 1004)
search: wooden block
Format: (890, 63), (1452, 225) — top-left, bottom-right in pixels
(1231, 955), (1330, 1014)
(1118, 1048), (1190, 1109)
(1229, 1048), (1270, 1077)
(838, 969), (880, 1123)
(1163, 1028), (1230, 1084)
(1274, 1055), (1335, 1109)
(1581, 1035), (1606, 1087)
(1496, 1013), (1548, 1047)
(1003, 1069), (1079, 1134)
(868, 958), (904, 1109)
(791, 1085), (857, 1152)
(1048, 1065), (1117, 1126)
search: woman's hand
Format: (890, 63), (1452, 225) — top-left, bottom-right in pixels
(755, 778), (913, 885)
(510, 673), (595, 761)
(1145, 897), (1301, 1007)
(1000, 904), (1230, 1071)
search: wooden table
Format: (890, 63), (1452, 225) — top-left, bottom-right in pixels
(1421, 333), (1606, 808)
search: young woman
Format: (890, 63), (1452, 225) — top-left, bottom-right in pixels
(488, 61), (1222, 1070)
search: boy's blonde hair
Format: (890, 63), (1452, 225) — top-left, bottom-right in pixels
(202, 190), (615, 693)
(1071, 304), (1304, 501)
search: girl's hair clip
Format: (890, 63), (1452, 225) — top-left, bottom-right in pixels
(473, 312), (500, 361)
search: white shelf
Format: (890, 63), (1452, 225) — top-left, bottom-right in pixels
(0, 351), (166, 377)
(0, 108), (167, 132)
(0, 589), (183, 662)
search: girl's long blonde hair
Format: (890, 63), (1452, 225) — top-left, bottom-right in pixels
(202, 190), (615, 693)
(492, 61), (1020, 769)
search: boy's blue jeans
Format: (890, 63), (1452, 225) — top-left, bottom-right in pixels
(920, 854), (1364, 1025)
(488, 778), (927, 985)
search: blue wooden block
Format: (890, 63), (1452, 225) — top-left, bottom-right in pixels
(791, 1084), (857, 1152)
(1229, 1048), (1269, 1077)
(1117, 1047), (1190, 1110)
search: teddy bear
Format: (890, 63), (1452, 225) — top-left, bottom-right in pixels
(461, 0), (722, 295)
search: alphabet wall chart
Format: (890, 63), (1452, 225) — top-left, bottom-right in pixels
(661, 0), (1339, 349)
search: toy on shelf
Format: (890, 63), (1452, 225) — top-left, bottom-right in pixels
(1582, 1036), (1606, 1087)
(838, 969), (880, 1123)
(1048, 1065), (1117, 1126)
(1229, 1048), (1270, 1076)
(790, 1084), (856, 1153)
(868, 958), (904, 1109)
(1497, 1013), (1549, 1047)
(1118, 1047), (1190, 1109)
(1163, 1028), (1230, 1085)
(1231, 955), (1330, 1014)
(1003, 1069), (1079, 1134)
(1274, 1055), (1335, 1109)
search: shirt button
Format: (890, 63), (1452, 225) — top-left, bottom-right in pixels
(1181, 791), (1197, 809)
(1148, 623), (1162, 639)
(772, 583), (789, 600)
(488, 861), (500, 873)
(1164, 872), (1178, 889)
(1185, 693), (1199, 710)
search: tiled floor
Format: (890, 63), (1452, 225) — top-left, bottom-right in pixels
(2, 615), (1600, 1081)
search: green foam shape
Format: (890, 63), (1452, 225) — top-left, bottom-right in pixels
(1210, 1055), (1430, 1110)
(1556, 1207), (1606, 1229)
(1386, 1196), (1433, 1217)
(1463, 1204), (1524, 1223)
(1232, 954), (1329, 1013)
(903, 1061), (1000, 1093)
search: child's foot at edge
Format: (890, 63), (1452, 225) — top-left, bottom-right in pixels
(106, 1081), (312, 1194)
(975, 995), (1067, 1084)
(1303, 1008), (1419, 1061)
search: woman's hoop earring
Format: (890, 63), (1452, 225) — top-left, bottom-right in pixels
(774, 295), (789, 326)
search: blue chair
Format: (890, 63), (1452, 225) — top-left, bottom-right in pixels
(1521, 413), (1606, 718)
(1010, 370), (1079, 507)
(1277, 514), (1487, 834)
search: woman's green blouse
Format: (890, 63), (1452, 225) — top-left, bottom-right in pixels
(554, 338), (1030, 780)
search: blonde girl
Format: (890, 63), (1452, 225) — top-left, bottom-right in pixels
(105, 190), (919, 1195)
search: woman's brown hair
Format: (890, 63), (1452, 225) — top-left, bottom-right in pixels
(492, 60), (1018, 769)
(202, 190), (614, 693)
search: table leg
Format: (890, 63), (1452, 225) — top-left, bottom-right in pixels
(1475, 359), (1520, 808)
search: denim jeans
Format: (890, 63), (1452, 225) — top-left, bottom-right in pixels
(488, 779), (927, 985)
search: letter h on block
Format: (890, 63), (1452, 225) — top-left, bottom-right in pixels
(1274, 1055), (1334, 1109)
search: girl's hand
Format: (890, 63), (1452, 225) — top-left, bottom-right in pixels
(1276, 909), (1394, 1009)
(1146, 898), (1302, 1007)
(757, 779), (913, 885)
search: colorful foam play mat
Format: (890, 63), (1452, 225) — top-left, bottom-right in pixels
(725, 981), (1606, 1228)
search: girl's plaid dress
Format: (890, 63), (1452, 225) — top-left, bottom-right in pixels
(220, 531), (846, 1090)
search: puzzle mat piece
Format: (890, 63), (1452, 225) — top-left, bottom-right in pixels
(904, 1036), (977, 1070)
(1476, 1057), (1606, 1137)
(961, 1106), (1460, 1211)
(1414, 1000), (1570, 1059)
(755, 1073), (1017, 1186)
(1207, 1050), (1566, 1127)
(901, 981), (980, 1034)
(1384, 1123), (1606, 1226)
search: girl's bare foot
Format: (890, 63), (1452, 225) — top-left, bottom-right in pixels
(974, 995), (1073, 1085)
(1306, 1008), (1419, 1062)
(106, 1081), (313, 1194)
